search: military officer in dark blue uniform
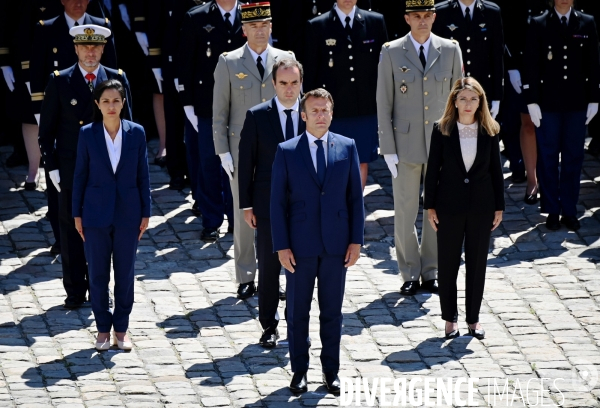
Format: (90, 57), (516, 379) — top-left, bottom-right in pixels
(433, 0), (504, 119)
(131, 0), (199, 191)
(369, 0), (408, 41)
(303, 0), (387, 189)
(178, 0), (243, 240)
(38, 24), (132, 309)
(523, 0), (599, 231)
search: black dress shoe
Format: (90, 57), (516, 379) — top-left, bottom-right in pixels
(237, 282), (256, 299)
(445, 329), (460, 339)
(511, 173), (527, 184)
(64, 297), (85, 309)
(191, 201), (202, 217)
(421, 279), (438, 293)
(6, 151), (28, 168)
(467, 326), (485, 340)
(546, 214), (561, 231)
(50, 243), (61, 255)
(322, 372), (341, 394)
(201, 227), (219, 241)
(524, 186), (539, 205)
(289, 372), (308, 394)
(169, 176), (185, 190)
(279, 286), (286, 300)
(154, 156), (167, 167)
(24, 181), (37, 191)
(400, 281), (420, 296)
(560, 215), (581, 231)
(259, 328), (279, 348)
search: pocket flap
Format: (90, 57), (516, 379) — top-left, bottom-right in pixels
(398, 73), (415, 83)
(435, 71), (452, 81)
(394, 119), (410, 134)
(235, 80), (252, 90)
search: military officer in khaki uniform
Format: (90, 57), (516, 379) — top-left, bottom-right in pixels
(377, 0), (463, 296)
(213, 2), (295, 298)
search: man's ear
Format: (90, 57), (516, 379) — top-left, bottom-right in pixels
(404, 14), (410, 26)
(301, 112), (307, 122)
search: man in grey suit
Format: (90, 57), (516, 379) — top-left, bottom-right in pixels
(377, 0), (463, 296)
(213, 2), (295, 298)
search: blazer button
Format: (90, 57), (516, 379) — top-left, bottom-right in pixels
(464, 178), (469, 183)
(321, 191), (325, 195)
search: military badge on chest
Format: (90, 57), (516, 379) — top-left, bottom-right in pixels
(400, 83), (408, 94)
(326, 39), (336, 68)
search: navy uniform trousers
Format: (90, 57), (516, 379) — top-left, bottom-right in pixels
(84, 225), (139, 333)
(286, 254), (347, 374)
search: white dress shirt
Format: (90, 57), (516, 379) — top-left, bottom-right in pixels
(334, 4), (356, 28)
(247, 44), (269, 67)
(409, 33), (431, 64)
(458, 1), (474, 18)
(306, 131), (328, 171)
(78, 65), (100, 87)
(217, 1), (237, 25)
(104, 123), (122, 173)
(555, 7), (572, 24)
(64, 12), (86, 29)
(457, 121), (478, 172)
(274, 97), (299, 139)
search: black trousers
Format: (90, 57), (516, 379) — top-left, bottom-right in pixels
(163, 74), (187, 179)
(588, 109), (600, 151)
(256, 217), (281, 332)
(437, 211), (494, 324)
(44, 167), (61, 247)
(59, 188), (89, 300)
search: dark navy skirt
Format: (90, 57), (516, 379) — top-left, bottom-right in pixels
(329, 114), (379, 163)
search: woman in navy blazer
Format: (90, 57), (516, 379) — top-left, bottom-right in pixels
(72, 79), (151, 351)
(424, 78), (505, 341)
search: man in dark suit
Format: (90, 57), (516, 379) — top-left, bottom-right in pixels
(38, 24), (132, 309)
(523, 0), (599, 231)
(270, 88), (364, 394)
(178, 0), (243, 240)
(238, 59), (306, 349)
(303, 0), (388, 188)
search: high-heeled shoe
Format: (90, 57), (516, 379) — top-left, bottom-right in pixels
(524, 185), (539, 205)
(444, 323), (460, 339)
(467, 325), (485, 340)
(112, 331), (132, 350)
(95, 334), (111, 351)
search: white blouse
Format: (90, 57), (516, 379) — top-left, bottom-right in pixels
(104, 124), (122, 173)
(457, 121), (478, 172)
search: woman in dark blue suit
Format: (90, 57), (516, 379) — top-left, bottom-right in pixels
(72, 79), (151, 351)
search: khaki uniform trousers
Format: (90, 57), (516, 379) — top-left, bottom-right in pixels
(230, 169), (257, 284)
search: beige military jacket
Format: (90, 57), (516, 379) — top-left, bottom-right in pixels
(377, 33), (463, 164)
(212, 43), (295, 165)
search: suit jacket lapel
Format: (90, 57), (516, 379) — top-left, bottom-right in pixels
(298, 116), (306, 135)
(241, 45), (263, 81)
(298, 133), (321, 187)
(450, 125), (468, 175)
(93, 121), (114, 173)
(468, 126), (487, 174)
(114, 120), (131, 175)
(267, 98), (285, 141)
(69, 66), (93, 115)
(323, 132), (336, 187)
(402, 36), (424, 73)
(352, 8), (367, 43)
(424, 35), (442, 74)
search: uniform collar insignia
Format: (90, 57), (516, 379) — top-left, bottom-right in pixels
(448, 24), (458, 31)
(193, 0), (202, 4)
(479, 23), (486, 28)
(400, 66), (411, 72)
(235, 72), (248, 79)
(203, 24), (215, 33)
(326, 39), (336, 46)
(40, 7), (46, 12)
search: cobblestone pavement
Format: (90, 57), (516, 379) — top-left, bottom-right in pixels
(0, 138), (599, 408)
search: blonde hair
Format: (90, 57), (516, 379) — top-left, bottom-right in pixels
(438, 77), (500, 137)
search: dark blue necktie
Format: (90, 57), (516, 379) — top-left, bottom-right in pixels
(284, 109), (294, 140)
(315, 139), (326, 185)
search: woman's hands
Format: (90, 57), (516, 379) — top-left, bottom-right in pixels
(74, 217), (84, 242)
(427, 209), (439, 232)
(492, 211), (503, 231)
(139, 217), (149, 241)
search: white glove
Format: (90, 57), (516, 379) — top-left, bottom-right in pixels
(490, 100), (500, 119)
(586, 103), (599, 125)
(135, 32), (149, 56)
(49, 169), (61, 193)
(383, 154), (399, 179)
(152, 68), (163, 93)
(25, 81), (31, 95)
(508, 70), (522, 94)
(34, 113), (40, 126)
(527, 104), (542, 128)
(174, 78), (180, 93)
(219, 152), (234, 181)
(119, 4), (131, 30)
(1, 66), (15, 92)
(183, 105), (198, 132)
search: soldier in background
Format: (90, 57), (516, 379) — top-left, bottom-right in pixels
(178, 0), (244, 240)
(370, 0), (408, 41)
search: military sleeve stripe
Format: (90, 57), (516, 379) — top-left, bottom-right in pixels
(0, 48), (9, 55)
(21, 61), (30, 69)
(31, 95), (45, 101)
(134, 17), (146, 21)
(148, 48), (162, 56)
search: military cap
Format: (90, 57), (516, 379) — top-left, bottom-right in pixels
(405, 0), (436, 13)
(241, 2), (272, 23)
(69, 24), (111, 45)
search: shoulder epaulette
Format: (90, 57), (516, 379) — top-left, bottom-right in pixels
(222, 52), (228, 56)
(451, 39), (458, 44)
(288, 50), (293, 54)
(39, 20), (45, 26)
(105, 17), (110, 24)
(383, 42), (390, 48)
(54, 70), (60, 76)
(118, 68), (123, 75)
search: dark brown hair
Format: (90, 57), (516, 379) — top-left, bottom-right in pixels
(300, 88), (334, 112)
(93, 79), (126, 121)
(272, 58), (304, 83)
